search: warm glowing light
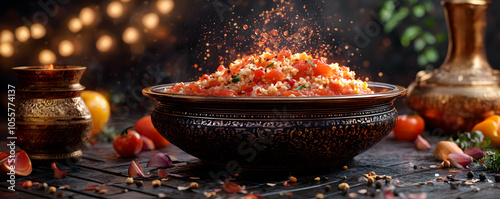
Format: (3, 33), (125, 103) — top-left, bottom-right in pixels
(107, 1), (124, 19)
(122, 27), (140, 44)
(142, 13), (159, 29)
(30, 23), (46, 39)
(46, 64), (54, 69)
(96, 35), (113, 52)
(0, 42), (14, 57)
(58, 40), (74, 57)
(39, 49), (56, 64)
(156, 0), (174, 15)
(79, 7), (95, 26)
(68, 18), (83, 33)
(0, 30), (14, 43)
(15, 26), (30, 42)
(120, 0), (130, 2)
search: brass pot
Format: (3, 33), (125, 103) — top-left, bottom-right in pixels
(408, 0), (500, 135)
(143, 82), (406, 170)
(13, 66), (93, 163)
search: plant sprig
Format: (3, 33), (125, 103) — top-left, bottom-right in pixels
(447, 130), (490, 151)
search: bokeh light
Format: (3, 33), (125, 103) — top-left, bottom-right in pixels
(142, 13), (159, 29)
(39, 49), (56, 64)
(0, 43), (15, 57)
(96, 35), (113, 52)
(58, 40), (74, 57)
(107, 1), (124, 19)
(30, 23), (46, 39)
(15, 26), (30, 42)
(68, 18), (83, 33)
(0, 30), (14, 43)
(156, 0), (174, 15)
(122, 27), (140, 44)
(79, 7), (95, 26)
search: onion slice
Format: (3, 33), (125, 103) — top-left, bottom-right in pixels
(51, 162), (67, 179)
(464, 147), (487, 159)
(415, 135), (431, 151)
(448, 152), (472, 168)
(147, 153), (173, 168)
(128, 160), (148, 177)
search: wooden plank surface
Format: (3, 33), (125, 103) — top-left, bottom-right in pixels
(2, 135), (500, 199)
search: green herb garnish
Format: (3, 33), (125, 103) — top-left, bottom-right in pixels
(231, 75), (241, 83)
(307, 59), (316, 66)
(296, 85), (306, 91)
(266, 63), (274, 68)
(250, 59), (255, 64)
(480, 151), (500, 172)
(448, 131), (490, 150)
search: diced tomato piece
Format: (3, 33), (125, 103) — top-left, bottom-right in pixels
(313, 63), (334, 77)
(252, 69), (265, 83)
(286, 79), (296, 86)
(208, 80), (221, 87)
(241, 84), (254, 93)
(217, 65), (226, 72)
(293, 60), (310, 78)
(200, 74), (209, 81)
(265, 69), (285, 84)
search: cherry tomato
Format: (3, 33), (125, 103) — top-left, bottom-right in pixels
(393, 114), (425, 141)
(134, 116), (170, 149)
(113, 128), (143, 157)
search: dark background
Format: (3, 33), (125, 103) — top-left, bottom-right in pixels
(1, 0), (500, 134)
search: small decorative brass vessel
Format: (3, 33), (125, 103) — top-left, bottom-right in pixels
(408, 0), (500, 135)
(144, 82), (406, 170)
(13, 66), (93, 163)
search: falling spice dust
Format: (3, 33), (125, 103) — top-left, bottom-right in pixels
(191, 0), (362, 72)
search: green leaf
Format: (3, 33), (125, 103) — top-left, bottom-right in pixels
(422, 32), (436, 44)
(296, 85), (306, 91)
(424, 0), (435, 12)
(424, 47), (439, 63)
(414, 38), (426, 52)
(266, 63), (274, 68)
(417, 54), (428, 66)
(380, 9), (393, 23)
(401, 26), (422, 47)
(231, 75), (241, 83)
(384, 7), (409, 33)
(307, 59), (316, 66)
(250, 59), (254, 64)
(413, 5), (425, 18)
(436, 33), (447, 43)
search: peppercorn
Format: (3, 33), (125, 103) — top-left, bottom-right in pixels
(413, 165), (418, 169)
(324, 185), (331, 192)
(467, 171), (474, 179)
(480, 173), (487, 181)
(375, 180), (383, 189)
(290, 176), (297, 183)
(367, 177), (374, 184)
(135, 180), (143, 187)
(495, 174), (500, 182)
(56, 191), (63, 197)
(450, 182), (459, 189)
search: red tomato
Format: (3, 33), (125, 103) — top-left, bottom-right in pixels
(113, 128), (143, 157)
(134, 116), (171, 149)
(393, 114), (425, 141)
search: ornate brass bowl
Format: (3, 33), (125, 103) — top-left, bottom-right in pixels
(143, 82), (406, 169)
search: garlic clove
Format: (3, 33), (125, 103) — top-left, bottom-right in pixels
(448, 152), (473, 168)
(464, 147), (487, 159)
(415, 135), (431, 150)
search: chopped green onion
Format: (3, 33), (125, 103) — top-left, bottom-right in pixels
(266, 63), (275, 68)
(296, 85), (306, 91)
(307, 60), (316, 66)
(231, 75), (241, 83)
(250, 59), (255, 64)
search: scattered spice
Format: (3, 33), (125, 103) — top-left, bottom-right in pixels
(158, 169), (168, 179)
(375, 181), (383, 189)
(480, 173), (487, 181)
(369, 171), (376, 176)
(316, 193), (324, 199)
(51, 162), (67, 179)
(443, 160), (451, 168)
(348, 193), (358, 198)
(320, 176), (329, 181)
(467, 171), (475, 178)
(343, 166), (348, 170)
(49, 186), (57, 193)
(204, 191), (217, 198)
(314, 177), (321, 181)
(386, 176), (392, 180)
(437, 177), (443, 181)
(98, 189), (107, 194)
(126, 177), (134, 184)
(358, 189), (367, 194)
(189, 182), (199, 188)
(289, 176), (297, 183)
(135, 180), (143, 187)
(495, 174), (500, 182)
(95, 187), (101, 192)
(286, 192), (293, 198)
(338, 183), (349, 191)
(60, 185), (70, 189)
(223, 180), (247, 194)
(385, 179), (391, 185)
(367, 177), (374, 184)
(152, 180), (161, 187)
(158, 193), (166, 198)
(324, 185), (331, 192)
(427, 181), (434, 185)
(38, 182), (48, 190)
(341, 176), (347, 180)
(450, 182), (460, 189)
(23, 180), (32, 188)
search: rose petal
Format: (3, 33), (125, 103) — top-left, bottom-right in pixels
(51, 162), (67, 179)
(128, 160), (147, 177)
(147, 153), (173, 168)
(464, 147), (487, 160)
(158, 169), (168, 178)
(223, 180), (246, 194)
(448, 152), (472, 168)
(415, 135), (431, 150)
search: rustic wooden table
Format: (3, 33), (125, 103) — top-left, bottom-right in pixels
(2, 133), (500, 199)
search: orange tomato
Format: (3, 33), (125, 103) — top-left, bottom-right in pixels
(393, 114), (426, 141)
(134, 116), (170, 149)
(81, 91), (111, 138)
(313, 62), (334, 77)
(265, 69), (284, 84)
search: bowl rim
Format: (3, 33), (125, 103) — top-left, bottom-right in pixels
(143, 82), (407, 102)
(13, 66), (86, 71)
